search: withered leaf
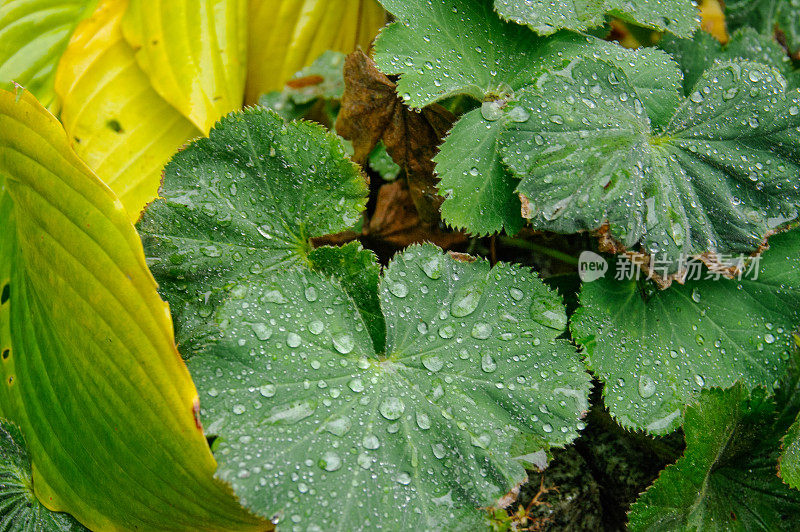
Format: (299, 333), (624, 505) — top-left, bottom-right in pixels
(336, 50), (454, 223)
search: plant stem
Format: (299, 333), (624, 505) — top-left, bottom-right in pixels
(498, 236), (579, 266)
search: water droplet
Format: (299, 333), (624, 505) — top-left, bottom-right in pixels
(251, 322), (272, 341)
(638, 375), (656, 398)
(362, 434), (381, 449)
(348, 378), (365, 393)
(259, 384), (276, 397)
(481, 352), (497, 373)
(304, 286), (318, 302)
(379, 397), (405, 420)
(416, 412), (431, 430)
(693, 374), (705, 387)
(319, 451), (341, 472)
(471, 322), (492, 339)
(451, 285), (483, 317)
(233, 404), (246, 415)
(332, 333), (355, 354)
(286, 332), (302, 348)
(420, 255), (443, 279)
(325, 416), (352, 437)
(508, 288), (524, 301)
(422, 354), (443, 372)
(388, 281), (409, 298)
(432, 443), (446, 459)
(309, 320), (324, 335)
(529, 299), (567, 330)
(765, 333), (776, 344)
(691, 289), (701, 303)
(438, 325), (455, 339)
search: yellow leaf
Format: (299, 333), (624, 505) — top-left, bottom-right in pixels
(0, 0), (98, 109)
(699, 0), (728, 44)
(121, 0), (248, 134)
(55, 0), (201, 221)
(245, 0), (386, 104)
(0, 87), (267, 531)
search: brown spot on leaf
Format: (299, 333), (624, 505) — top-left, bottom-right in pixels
(336, 50), (455, 224)
(286, 74), (325, 90)
(193, 397), (203, 431)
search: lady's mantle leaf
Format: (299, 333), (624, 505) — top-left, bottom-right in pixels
(628, 385), (800, 530)
(138, 108), (367, 351)
(190, 244), (590, 529)
(726, 0), (800, 58)
(54, 0), (201, 221)
(501, 58), (800, 279)
(660, 27), (798, 94)
(0, 88), (264, 530)
(0, 0), (97, 107)
(0, 419), (87, 531)
(493, 0), (699, 38)
(572, 229), (800, 434)
(375, 0), (683, 235)
(309, 242), (386, 354)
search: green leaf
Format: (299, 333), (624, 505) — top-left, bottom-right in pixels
(189, 244), (590, 529)
(258, 50), (348, 122)
(0, 88), (264, 530)
(374, 0), (546, 109)
(0, 419), (87, 531)
(0, 0), (98, 107)
(374, 0), (681, 111)
(660, 27), (798, 94)
(493, 0), (698, 38)
(368, 141), (401, 181)
(726, 0), (800, 56)
(309, 242), (386, 354)
(374, 0), (684, 235)
(435, 107), (523, 235)
(628, 384), (800, 530)
(571, 228), (800, 433)
(138, 108), (367, 351)
(501, 58), (800, 277)
(779, 338), (800, 488)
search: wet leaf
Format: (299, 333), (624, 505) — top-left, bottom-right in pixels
(0, 0), (97, 107)
(138, 107), (367, 351)
(309, 242), (386, 353)
(501, 58), (800, 279)
(628, 384), (800, 530)
(660, 27), (798, 93)
(374, 0), (683, 235)
(0, 419), (87, 531)
(572, 229), (800, 433)
(336, 50), (454, 223)
(189, 244), (589, 529)
(494, 0), (699, 37)
(54, 0), (201, 221)
(726, 0), (800, 58)
(0, 88), (264, 530)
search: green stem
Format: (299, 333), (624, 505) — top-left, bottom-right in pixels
(498, 236), (579, 266)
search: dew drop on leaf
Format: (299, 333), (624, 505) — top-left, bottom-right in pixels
(379, 397), (405, 420)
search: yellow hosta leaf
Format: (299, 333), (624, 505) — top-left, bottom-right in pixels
(245, 0), (386, 103)
(700, 0), (728, 43)
(0, 0), (98, 109)
(121, 0), (248, 134)
(0, 88), (266, 531)
(55, 0), (201, 221)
